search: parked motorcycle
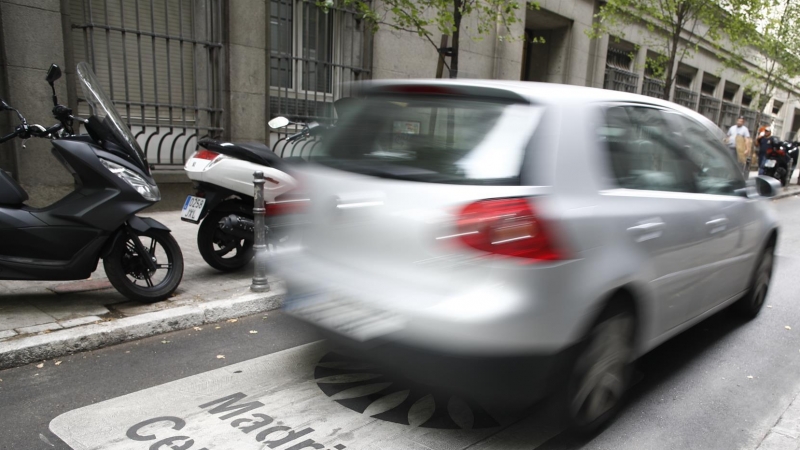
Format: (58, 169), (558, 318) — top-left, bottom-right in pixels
(763, 136), (792, 186)
(0, 63), (183, 302)
(783, 140), (800, 184)
(181, 117), (326, 271)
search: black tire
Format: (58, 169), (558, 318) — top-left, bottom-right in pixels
(104, 229), (184, 303)
(732, 243), (774, 319)
(563, 301), (636, 435)
(197, 206), (254, 272)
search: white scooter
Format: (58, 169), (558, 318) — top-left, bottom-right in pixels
(181, 116), (315, 271)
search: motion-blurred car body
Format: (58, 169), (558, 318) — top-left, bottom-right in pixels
(274, 80), (779, 430)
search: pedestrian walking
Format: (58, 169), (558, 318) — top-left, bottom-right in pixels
(726, 116), (751, 174)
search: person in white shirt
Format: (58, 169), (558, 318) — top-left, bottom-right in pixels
(726, 116), (751, 160)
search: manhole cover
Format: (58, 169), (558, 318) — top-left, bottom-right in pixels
(314, 352), (500, 429)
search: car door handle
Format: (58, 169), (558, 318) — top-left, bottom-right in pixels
(705, 217), (728, 234)
(627, 220), (665, 242)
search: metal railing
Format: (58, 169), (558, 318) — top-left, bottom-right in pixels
(270, 134), (324, 159)
(741, 108), (758, 132)
(719, 102), (741, 128)
(604, 68), (638, 93)
(269, 0), (372, 143)
(641, 78), (666, 99)
(674, 87), (698, 110)
(698, 95), (721, 124)
(70, 0), (225, 168)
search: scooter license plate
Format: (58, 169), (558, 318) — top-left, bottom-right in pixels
(181, 196), (206, 223)
(765, 159), (777, 168)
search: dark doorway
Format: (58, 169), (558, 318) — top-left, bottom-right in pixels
(521, 8), (572, 83)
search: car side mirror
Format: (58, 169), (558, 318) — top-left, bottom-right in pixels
(45, 64), (62, 85)
(755, 175), (781, 198)
(268, 116), (290, 129)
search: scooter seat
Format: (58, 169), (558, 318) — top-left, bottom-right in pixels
(198, 139), (283, 168)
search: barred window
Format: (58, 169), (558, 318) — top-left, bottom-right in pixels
(268, 0), (372, 126)
(70, 0), (224, 167)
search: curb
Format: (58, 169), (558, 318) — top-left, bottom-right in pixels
(774, 187), (800, 200)
(0, 285), (285, 370)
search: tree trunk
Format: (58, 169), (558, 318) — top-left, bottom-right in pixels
(450, 0), (462, 78)
(664, 31), (681, 101)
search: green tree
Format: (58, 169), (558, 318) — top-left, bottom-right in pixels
(743, 0), (800, 128)
(588, 0), (769, 101)
(329, 0), (538, 78)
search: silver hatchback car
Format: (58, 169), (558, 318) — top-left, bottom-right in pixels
(273, 80), (779, 432)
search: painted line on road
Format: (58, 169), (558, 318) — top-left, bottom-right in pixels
(50, 341), (563, 450)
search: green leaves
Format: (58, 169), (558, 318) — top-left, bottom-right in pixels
(329, 0), (537, 76)
(589, 0), (775, 101)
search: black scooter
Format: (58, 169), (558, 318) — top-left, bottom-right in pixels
(762, 136), (792, 186)
(0, 63), (183, 302)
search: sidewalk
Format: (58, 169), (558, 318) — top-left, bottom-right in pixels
(0, 210), (285, 370)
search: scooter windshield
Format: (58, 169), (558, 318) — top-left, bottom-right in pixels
(76, 62), (149, 174)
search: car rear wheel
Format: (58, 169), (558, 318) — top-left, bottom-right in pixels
(732, 244), (774, 319)
(564, 302), (635, 435)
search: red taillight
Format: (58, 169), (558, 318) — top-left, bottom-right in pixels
(266, 199), (309, 216)
(381, 85), (461, 96)
(193, 149), (220, 160)
(455, 198), (565, 262)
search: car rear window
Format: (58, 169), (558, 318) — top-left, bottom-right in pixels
(315, 95), (542, 185)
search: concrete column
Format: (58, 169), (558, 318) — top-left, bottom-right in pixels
(590, 34), (609, 89)
(733, 85), (744, 105)
(0, 0), (72, 206)
(693, 69), (704, 99)
(634, 46), (647, 95)
(715, 77), (726, 99)
(226, 0), (267, 143)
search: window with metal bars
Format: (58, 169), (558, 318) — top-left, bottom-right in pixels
(268, 0), (371, 126)
(606, 47), (633, 71)
(69, 0), (224, 167)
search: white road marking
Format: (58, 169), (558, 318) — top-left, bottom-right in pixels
(50, 342), (563, 450)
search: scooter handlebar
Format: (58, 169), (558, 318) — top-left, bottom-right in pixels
(0, 129), (18, 144)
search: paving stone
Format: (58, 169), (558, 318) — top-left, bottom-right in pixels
(27, 298), (111, 321)
(775, 424), (800, 440)
(0, 301), (55, 332)
(782, 398), (800, 423)
(58, 316), (103, 329)
(757, 432), (799, 450)
(15, 322), (63, 335)
(0, 330), (17, 340)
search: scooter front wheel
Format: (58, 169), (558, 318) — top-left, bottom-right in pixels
(104, 229), (184, 303)
(197, 208), (254, 272)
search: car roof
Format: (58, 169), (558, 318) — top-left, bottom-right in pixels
(361, 79), (724, 137)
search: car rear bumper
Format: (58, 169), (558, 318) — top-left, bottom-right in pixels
(276, 247), (596, 354)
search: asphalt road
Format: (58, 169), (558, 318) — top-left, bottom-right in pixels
(3, 197), (800, 450)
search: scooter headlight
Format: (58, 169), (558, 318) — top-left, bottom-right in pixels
(100, 159), (161, 201)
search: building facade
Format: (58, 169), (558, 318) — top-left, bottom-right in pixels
(0, 0), (797, 207)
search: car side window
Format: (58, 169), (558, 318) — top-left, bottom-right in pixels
(598, 106), (695, 193)
(664, 112), (746, 196)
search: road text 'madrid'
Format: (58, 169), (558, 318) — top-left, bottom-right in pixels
(125, 392), (348, 450)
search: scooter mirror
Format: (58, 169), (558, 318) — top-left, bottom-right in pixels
(268, 116), (290, 129)
(46, 64), (62, 85)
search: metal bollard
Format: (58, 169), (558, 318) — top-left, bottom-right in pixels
(250, 171), (270, 292)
